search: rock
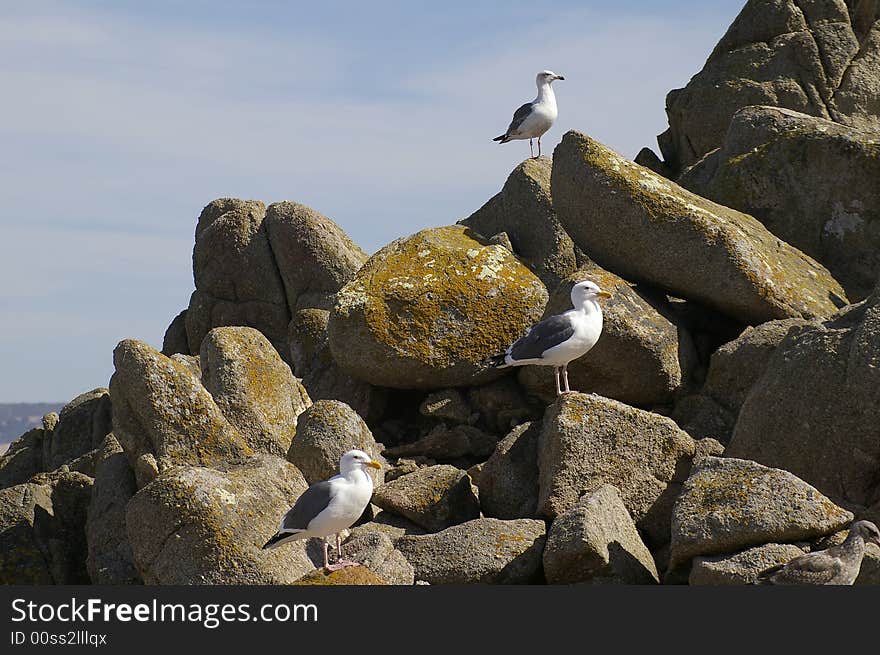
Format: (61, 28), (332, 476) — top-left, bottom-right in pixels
(543, 484), (659, 584)
(0, 426), (44, 489)
(649, 0), (880, 176)
(286, 400), (383, 486)
(200, 327), (311, 458)
(689, 543), (806, 585)
(679, 106), (880, 301)
(467, 378), (541, 433)
(459, 157), (577, 288)
(185, 199), (290, 355)
(383, 424), (497, 461)
(477, 421), (541, 520)
(348, 509), (427, 542)
(328, 225), (548, 389)
(288, 308), (386, 422)
(518, 262), (697, 405)
(110, 339), (252, 488)
(126, 455), (314, 584)
(293, 566), (387, 585)
(693, 437), (725, 464)
(43, 388), (112, 472)
(670, 457), (853, 568)
(396, 518), (546, 584)
(418, 389), (475, 424)
(0, 471), (93, 584)
(263, 201), (368, 311)
(170, 353), (202, 379)
(537, 393), (695, 545)
(727, 285), (880, 507)
(86, 434), (141, 584)
(856, 544), (880, 585)
(552, 131), (848, 324)
(704, 318), (812, 412)
(372, 465), (480, 532)
(671, 394), (736, 443)
(342, 531), (415, 585)
(161, 309), (189, 356)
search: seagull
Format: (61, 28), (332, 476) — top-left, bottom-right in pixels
(262, 449), (382, 571)
(492, 280), (611, 396)
(493, 70), (564, 158)
(754, 520), (880, 585)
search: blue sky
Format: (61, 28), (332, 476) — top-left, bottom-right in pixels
(0, 0), (744, 402)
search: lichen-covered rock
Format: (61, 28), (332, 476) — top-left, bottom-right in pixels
(543, 484), (659, 584)
(264, 201), (368, 311)
(647, 0), (880, 176)
(418, 389), (476, 424)
(86, 434), (141, 584)
(537, 393), (695, 545)
(856, 544), (880, 585)
(689, 543), (806, 585)
(396, 518), (546, 584)
(126, 455), (313, 584)
(286, 400), (383, 486)
(371, 465), (480, 532)
(680, 106), (880, 301)
(347, 509), (427, 542)
(477, 422), (541, 520)
(185, 199), (290, 355)
(328, 225), (549, 389)
(670, 457), (853, 568)
(459, 156), (577, 288)
(0, 426), (45, 489)
(342, 531), (415, 585)
(161, 309), (189, 356)
(200, 326), (311, 458)
(467, 378), (541, 433)
(519, 262), (697, 405)
(728, 285), (880, 508)
(288, 308), (386, 422)
(383, 424), (497, 461)
(43, 388), (112, 472)
(292, 566), (387, 585)
(552, 131), (848, 324)
(110, 339), (252, 488)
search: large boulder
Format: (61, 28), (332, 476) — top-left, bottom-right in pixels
(552, 131), (848, 324)
(286, 400), (383, 486)
(519, 263), (697, 405)
(477, 421), (541, 520)
(383, 424), (497, 461)
(396, 518), (546, 584)
(537, 393), (695, 545)
(670, 457), (853, 568)
(727, 285), (880, 508)
(126, 455), (314, 584)
(647, 0), (880, 176)
(328, 225), (548, 389)
(161, 309), (189, 356)
(459, 157), (577, 288)
(41, 388), (112, 472)
(680, 106), (880, 300)
(0, 426), (45, 489)
(86, 434), (141, 584)
(689, 543), (806, 585)
(371, 465), (480, 532)
(341, 531), (415, 585)
(200, 327), (311, 458)
(110, 339), (251, 488)
(543, 484), (659, 584)
(264, 201), (368, 311)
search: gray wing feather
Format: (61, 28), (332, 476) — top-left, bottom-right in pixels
(506, 102), (535, 135)
(757, 551), (842, 585)
(508, 314), (574, 361)
(281, 480), (334, 531)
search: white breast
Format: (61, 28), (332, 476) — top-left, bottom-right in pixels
(539, 307), (603, 366)
(515, 101), (557, 138)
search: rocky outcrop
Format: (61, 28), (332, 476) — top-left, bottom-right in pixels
(477, 422), (541, 520)
(459, 156), (577, 288)
(328, 225), (548, 388)
(670, 457), (853, 568)
(519, 262), (697, 405)
(161, 310), (189, 356)
(647, 0), (880, 176)
(552, 131), (848, 324)
(680, 106), (880, 300)
(0, 426), (45, 489)
(200, 327), (311, 458)
(341, 531), (415, 585)
(383, 424), (497, 461)
(41, 389), (112, 473)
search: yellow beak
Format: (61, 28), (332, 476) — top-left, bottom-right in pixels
(366, 460), (382, 470)
(596, 290), (612, 299)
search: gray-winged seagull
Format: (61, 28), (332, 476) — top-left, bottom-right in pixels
(755, 520), (880, 585)
(493, 70), (564, 158)
(262, 449), (382, 571)
(493, 280), (611, 395)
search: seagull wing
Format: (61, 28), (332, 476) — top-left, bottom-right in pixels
(756, 550), (843, 585)
(505, 102), (535, 137)
(507, 314), (574, 362)
(280, 480), (335, 532)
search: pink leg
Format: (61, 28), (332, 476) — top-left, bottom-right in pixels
(322, 540), (330, 569)
(554, 367), (562, 396)
(538, 136), (542, 157)
(529, 138), (534, 158)
(325, 533), (360, 571)
(562, 364), (573, 393)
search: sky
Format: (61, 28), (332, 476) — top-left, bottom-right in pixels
(0, 0), (745, 403)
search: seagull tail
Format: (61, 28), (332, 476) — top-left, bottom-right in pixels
(262, 531), (297, 550)
(489, 353), (510, 369)
(493, 134), (509, 143)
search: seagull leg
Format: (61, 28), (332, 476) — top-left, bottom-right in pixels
(325, 533), (360, 571)
(562, 364), (573, 393)
(322, 540), (330, 569)
(554, 367), (562, 396)
(529, 138), (534, 158)
(537, 136), (542, 158)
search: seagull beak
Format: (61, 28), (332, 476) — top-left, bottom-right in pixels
(366, 460), (382, 470)
(555, 75), (565, 81)
(596, 290), (612, 299)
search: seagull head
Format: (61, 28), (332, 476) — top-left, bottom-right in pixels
(339, 449), (382, 476)
(852, 520), (880, 547)
(570, 279), (612, 309)
(537, 70), (565, 86)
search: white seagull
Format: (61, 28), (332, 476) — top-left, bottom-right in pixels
(493, 70), (564, 158)
(262, 449), (382, 571)
(493, 280), (611, 395)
